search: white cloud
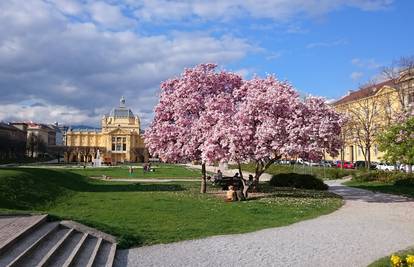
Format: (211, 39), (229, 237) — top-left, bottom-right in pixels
(351, 58), (382, 69)
(51, 0), (83, 16)
(131, 0), (393, 22)
(350, 71), (364, 81)
(306, 39), (348, 49)
(88, 2), (136, 29)
(0, 0), (253, 128)
(0, 101), (101, 126)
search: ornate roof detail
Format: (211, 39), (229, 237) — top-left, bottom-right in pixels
(108, 96), (135, 118)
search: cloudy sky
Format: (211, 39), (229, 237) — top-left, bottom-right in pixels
(0, 0), (413, 128)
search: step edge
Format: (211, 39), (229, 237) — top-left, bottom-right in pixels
(36, 228), (75, 267)
(105, 243), (117, 267)
(6, 222), (59, 267)
(86, 237), (102, 267)
(0, 214), (48, 254)
(60, 220), (117, 243)
(62, 232), (88, 267)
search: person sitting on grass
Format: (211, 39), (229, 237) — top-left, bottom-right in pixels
(226, 185), (237, 202)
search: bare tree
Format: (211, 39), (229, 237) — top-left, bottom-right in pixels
(382, 55), (414, 113)
(26, 133), (38, 157)
(338, 118), (352, 169)
(347, 83), (383, 169)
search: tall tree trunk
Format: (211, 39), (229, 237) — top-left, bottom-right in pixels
(237, 162), (249, 199)
(200, 162), (207, 194)
(252, 158), (277, 192)
(366, 145), (371, 171)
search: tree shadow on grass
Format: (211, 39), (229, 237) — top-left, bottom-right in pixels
(0, 168), (185, 210)
(86, 182), (184, 193)
(252, 185), (341, 200)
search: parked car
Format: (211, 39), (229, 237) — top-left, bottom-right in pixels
(376, 162), (395, 171)
(320, 160), (335, 167)
(398, 164), (412, 172)
(354, 161), (377, 170)
(336, 161), (354, 169)
(303, 160), (320, 167)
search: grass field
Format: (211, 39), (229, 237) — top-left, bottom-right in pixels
(232, 163), (355, 180)
(62, 164), (202, 179)
(345, 180), (414, 198)
(0, 167), (343, 248)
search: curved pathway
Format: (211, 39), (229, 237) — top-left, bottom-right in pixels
(115, 179), (414, 267)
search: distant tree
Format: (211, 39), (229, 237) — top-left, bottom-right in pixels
(26, 133), (47, 158)
(345, 82), (385, 170)
(37, 138), (47, 157)
(27, 133), (38, 157)
(378, 116), (414, 173)
(382, 55), (414, 114)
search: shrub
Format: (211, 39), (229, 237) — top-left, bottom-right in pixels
(353, 171), (414, 183)
(269, 173), (328, 190)
(394, 177), (414, 186)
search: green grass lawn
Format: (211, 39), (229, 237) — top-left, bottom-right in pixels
(63, 163), (202, 179)
(368, 247), (414, 267)
(233, 163), (355, 180)
(345, 180), (414, 198)
(0, 168), (343, 249)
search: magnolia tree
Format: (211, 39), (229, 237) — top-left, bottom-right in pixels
(144, 64), (242, 193)
(201, 76), (343, 195)
(146, 64), (343, 196)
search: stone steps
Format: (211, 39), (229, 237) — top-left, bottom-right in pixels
(0, 215), (117, 267)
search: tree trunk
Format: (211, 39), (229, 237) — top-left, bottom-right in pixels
(200, 162), (207, 194)
(366, 145), (371, 171)
(237, 162), (249, 199)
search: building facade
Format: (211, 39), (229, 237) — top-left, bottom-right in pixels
(0, 122), (27, 160)
(11, 122), (59, 158)
(330, 69), (414, 163)
(65, 97), (147, 164)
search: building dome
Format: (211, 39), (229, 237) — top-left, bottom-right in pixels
(109, 96), (135, 118)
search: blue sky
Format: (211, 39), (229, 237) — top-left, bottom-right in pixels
(0, 0), (412, 127)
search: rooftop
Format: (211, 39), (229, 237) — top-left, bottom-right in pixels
(106, 96), (136, 119)
(333, 79), (396, 106)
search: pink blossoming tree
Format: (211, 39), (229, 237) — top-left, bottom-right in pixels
(204, 76), (343, 192)
(144, 64), (242, 193)
(146, 64), (343, 196)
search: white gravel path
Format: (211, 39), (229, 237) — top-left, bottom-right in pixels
(115, 179), (414, 267)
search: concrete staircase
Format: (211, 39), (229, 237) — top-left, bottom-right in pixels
(0, 214), (117, 267)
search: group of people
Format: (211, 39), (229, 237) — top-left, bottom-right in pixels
(143, 162), (153, 172)
(208, 169), (255, 201)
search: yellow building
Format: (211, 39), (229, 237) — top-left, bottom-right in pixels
(65, 97), (147, 164)
(331, 69), (414, 163)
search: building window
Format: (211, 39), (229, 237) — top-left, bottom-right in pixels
(408, 91), (414, 104)
(112, 136), (127, 152)
(374, 145), (378, 156)
(358, 147), (362, 157)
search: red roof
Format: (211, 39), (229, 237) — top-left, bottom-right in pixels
(333, 79), (396, 106)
